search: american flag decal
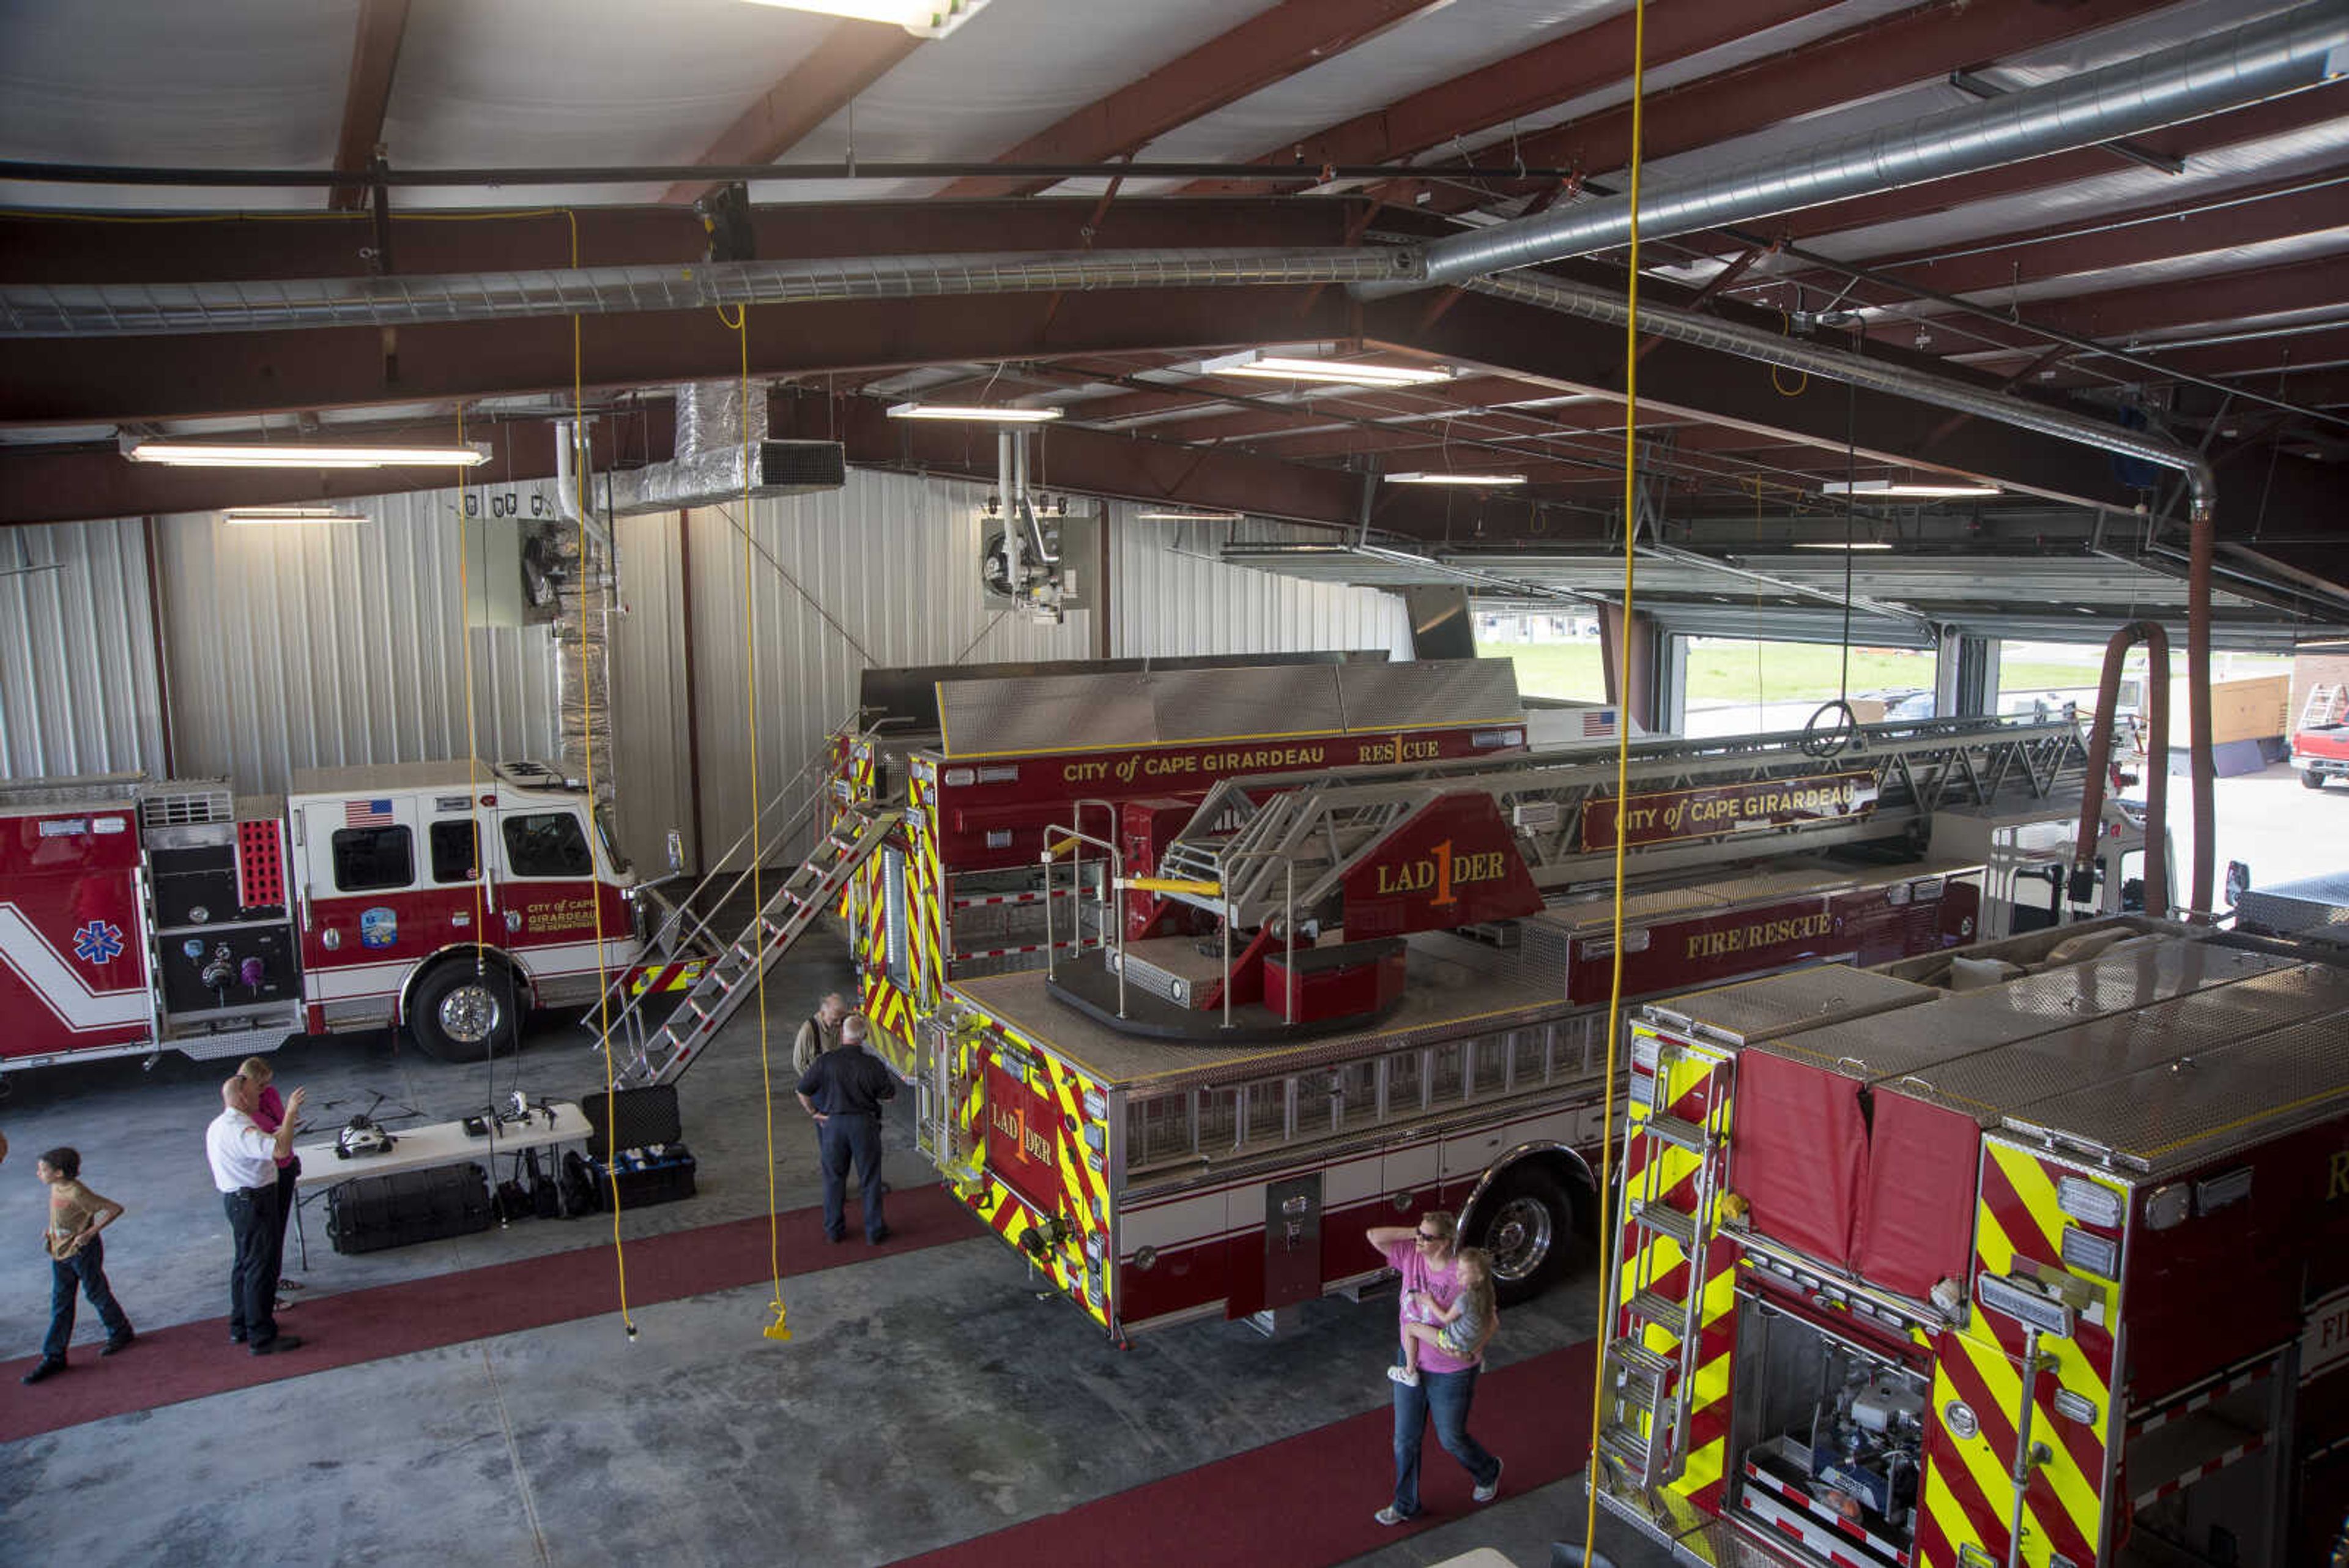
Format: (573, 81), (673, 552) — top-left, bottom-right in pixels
(1583, 709), (1616, 738)
(345, 798), (395, 827)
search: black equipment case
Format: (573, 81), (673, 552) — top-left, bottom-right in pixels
(325, 1162), (494, 1254)
(579, 1085), (683, 1153)
(587, 1144), (698, 1209)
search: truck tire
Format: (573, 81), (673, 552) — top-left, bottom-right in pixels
(1471, 1164), (1578, 1307)
(2305, 769), (2329, 790)
(409, 959), (521, 1062)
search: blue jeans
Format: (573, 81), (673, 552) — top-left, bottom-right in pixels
(818, 1112), (886, 1241)
(1392, 1356), (1499, 1518)
(44, 1236), (132, 1362)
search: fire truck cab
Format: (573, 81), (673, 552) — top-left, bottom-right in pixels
(1, 761), (641, 1072)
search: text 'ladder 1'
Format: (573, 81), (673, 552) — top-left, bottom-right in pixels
(1597, 1030), (1735, 1494)
(610, 805), (900, 1089)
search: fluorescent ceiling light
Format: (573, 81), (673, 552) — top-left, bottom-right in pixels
(1386, 472), (1528, 486)
(886, 403), (1063, 423)
(221, 506), (365, 525)
(1137, 510), (1245, 522)
(1202, 350), (1452, 387)
(735, 0), (991, 39)
(1789, 540), (1895, 551)
(128, 440), (489, 469)
(1820, 478), (2001, 499)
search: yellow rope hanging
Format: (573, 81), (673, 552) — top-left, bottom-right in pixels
(712, 302), (791, 1344)
(569, 218), (637, 1342)
(1586, 2), (1647, 1562)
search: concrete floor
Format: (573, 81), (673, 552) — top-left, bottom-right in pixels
(0, 934), (1668, 1568)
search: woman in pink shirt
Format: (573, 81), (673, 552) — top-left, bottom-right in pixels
(1365, 1209), (1503, 1525)
(239, 1058), (302, 1304)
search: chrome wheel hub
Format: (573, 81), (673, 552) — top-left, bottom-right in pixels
(437, 983), (500, 1045)
(1485, 1195), (1554, 1283)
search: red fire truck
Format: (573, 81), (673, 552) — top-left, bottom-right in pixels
(1, 761), (645, 1072)
(601, 655), (2123, 1340)
(1595, 918), (2349, 1567)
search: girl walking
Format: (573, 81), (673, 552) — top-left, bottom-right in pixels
(23, 1146), (134, 1384)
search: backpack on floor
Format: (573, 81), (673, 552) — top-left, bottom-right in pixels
(561, 1149), (603, 1216)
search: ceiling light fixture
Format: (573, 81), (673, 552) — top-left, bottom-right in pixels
(1820, 478), (2001, 499)
(886, 403), (1063, 423)
(1386, 472), (1529, 486)
(1201, 350), (1452, 387)
(221, 505), (366, 526)
(735, 0), (992, 40)
(1137, 510), (1245, 521)
(127, 440), (489, 469)
(1789, 540), (1895, 551)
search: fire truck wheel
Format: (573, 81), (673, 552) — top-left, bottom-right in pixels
(410, 961), (521, 1062)
(1472, 1165), (1576, 1307)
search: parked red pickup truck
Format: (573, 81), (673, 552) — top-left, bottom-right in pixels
(2294, 721), (2349, 789)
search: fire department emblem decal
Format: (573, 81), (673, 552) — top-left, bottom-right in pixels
(73, 920), (125, 965)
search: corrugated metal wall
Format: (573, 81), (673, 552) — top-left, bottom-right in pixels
(1106, 510), (1412, 660)
(158, 488), (562, 797)
(609, 509), (692, 875)
(0, 519), (166, 781)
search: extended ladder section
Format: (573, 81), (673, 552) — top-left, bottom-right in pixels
(1159, 716), (2088, 930)
(607, 804), (899, 1089)
(1597, 1031), (1737, 1493)
(2303, 682), (2345, 730)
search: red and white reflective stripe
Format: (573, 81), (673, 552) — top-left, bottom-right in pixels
(950, 888), (1082, 908)
(1733, 1486), (1879, 1568)
(952, 938), (1100, 960)
(2132, 1433), (2268, 1509)
(2126, 1359), (2274, 1438)
(1739, 1459), (1907, 1559)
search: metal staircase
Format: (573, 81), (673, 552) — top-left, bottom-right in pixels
(1158, 714), (2091, 931)
(607, 804), (899, 1088)
(1597, 1032), (1737, 1492)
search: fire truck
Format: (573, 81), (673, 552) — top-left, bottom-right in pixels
(1, 761), (644, 1072)
(1593, 917), (2349, 1568)
(603, 655), (2142, 1342)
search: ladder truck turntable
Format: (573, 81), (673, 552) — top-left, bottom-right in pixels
(587, 655), (2132, 1342)
(1, 761), (648, 1072)
(1594, 918), (2349, 1568)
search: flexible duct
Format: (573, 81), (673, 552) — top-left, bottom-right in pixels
(1466, 270), (2223, 915)
(0, 247), (1419, 338)
(1370, 0), (2349, 295)
(2073, 620), (2170, 918)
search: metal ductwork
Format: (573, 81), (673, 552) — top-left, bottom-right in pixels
(1365, 0), (2349, 296)
(0, 248), (1421, 339)
(598, 382), (844, 516)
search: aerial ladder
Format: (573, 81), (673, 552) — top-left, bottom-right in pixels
(1152, 714), (2091, 933)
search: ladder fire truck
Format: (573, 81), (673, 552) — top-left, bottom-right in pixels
(1594, 917), (2349, 1568)
(599, 655), (2153, 1341)
(1, 762), (645, 1072)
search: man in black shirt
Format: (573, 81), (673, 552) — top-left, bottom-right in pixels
(794, 1014), (897, 1243)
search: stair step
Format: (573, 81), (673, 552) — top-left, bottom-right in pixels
(1609, 1337), (1677, 1383)
(1626, 1289), (1693, 1330)
(1597, 1425), (1652, 1472)
(1631, 1203), (1698, 1249)
(1642, 1113), (1710, 1152)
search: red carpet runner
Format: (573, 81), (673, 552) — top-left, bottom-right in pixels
(890, 1340), (1598, 1568)
(1, 1183), (979, 1444)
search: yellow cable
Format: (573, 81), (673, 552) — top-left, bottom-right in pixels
(1586, 3), (1646, 1562)
(715, 300), (790, 1341)
(571, 221), (635, 1340)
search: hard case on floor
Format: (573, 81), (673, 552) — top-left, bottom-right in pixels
(587, 1143), (697, 1208)
(579, 1084), (683, 1152)
(325, 1162), (494, 1254)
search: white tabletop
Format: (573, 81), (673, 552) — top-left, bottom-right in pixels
(295, 1101), (595, 1189)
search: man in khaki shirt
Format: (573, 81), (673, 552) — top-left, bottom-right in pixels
(792, 992), (848, 1078)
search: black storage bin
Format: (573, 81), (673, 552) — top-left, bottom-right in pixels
(579, 1085), (683, 1153)
(326, 1162), (494, 1254)
(588, 1144), (697, 1209)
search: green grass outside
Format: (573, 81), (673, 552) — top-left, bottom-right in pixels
(1493, 641), (2111, 705)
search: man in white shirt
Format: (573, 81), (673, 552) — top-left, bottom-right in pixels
(207, 1074), (307, 1356)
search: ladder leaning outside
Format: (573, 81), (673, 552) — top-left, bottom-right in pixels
(2303, 682), (2346, 731)
(1595, 1030), (1737, 1494)
(607, 804), (899, 1090)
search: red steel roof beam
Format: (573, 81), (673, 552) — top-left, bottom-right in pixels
(1182, 0), (1828, 198)
(326, 0), (414, 212)
(938, 0), (1446, 201)
(664, 22), (927, 206)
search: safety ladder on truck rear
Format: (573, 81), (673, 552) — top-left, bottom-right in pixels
(600, 804), (899, 1090)
(2304, 683), (2346, 730)
(1595, 1024), (1737, 1494)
